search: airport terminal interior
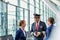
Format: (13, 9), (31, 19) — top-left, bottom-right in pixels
(0, 0), (60, 40)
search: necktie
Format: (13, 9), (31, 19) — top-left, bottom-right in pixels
(36, 23), (39, 31)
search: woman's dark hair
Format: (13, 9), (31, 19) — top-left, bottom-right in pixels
(48, 17), (55, 24)
(19, 20), (25, 26)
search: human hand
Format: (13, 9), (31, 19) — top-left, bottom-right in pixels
(36, 32), (41, 37)
(34, 32), (41, 37)
(42, 31), (46, 36)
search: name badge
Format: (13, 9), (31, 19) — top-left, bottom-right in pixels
(40, 26), (43, 28)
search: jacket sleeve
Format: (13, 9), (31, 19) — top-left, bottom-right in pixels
(43, 22), (47, 31)
(15, 30), (21, 40)
(30, 23), (33, 32)
(46, 28), (50, 39)
(41, 22), (47, 37)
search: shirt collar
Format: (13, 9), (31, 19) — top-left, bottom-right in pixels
(36, 21), (40, 24)
(20, 27), (25, 31)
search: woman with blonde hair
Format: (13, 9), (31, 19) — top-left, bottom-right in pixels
(15, 20), (26, 40)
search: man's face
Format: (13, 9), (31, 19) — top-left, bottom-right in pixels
(34, 16), (40, 23)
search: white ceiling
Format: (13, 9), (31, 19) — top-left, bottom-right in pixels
(50, 0), (60, 6)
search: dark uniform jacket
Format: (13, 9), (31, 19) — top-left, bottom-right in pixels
(31, 21), (47, 40)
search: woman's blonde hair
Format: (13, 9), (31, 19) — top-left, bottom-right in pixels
(19, 20), (25, 26)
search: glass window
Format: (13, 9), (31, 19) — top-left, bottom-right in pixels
(0, 31), (6, 36)
(52, 12), (54, 17)
(40, 1), (43, 21)
(16, 7), (20, 23)
(30, 11), (34, 30)
(25, 10), (28, 31)
(8, 4), (16, 37)
(0, 2), (6, 13)
(30, 5), (34, 13)
(47, 7), (49, 18)
(30, 5), (34, 30)
(5, 0), (17, 6)
(20, 0), (28, 9)
(8, 15), (16, 31)
(36, 8), (39, 14)
(0, 2), (1, 13)
(0, 14), (6, 36)
(0, 2), (7, 36)
(23, 0), (28, 2)
(8, 4), (16, 15)
(30, 0), (34, 6)
(8, 31), (16, 37)
(8, 15), (16, 30)
(51, 11), (53, 17)
(0, 13), (1, 36)
(49, 9), (51, 17)
(36, 3), (39, 8)
(8, 15), (16, 37)
(40, 1), (43, 10)
(20, 8), (24, 20)
(44, 4), (46, 22)
(45, 5), (48, 23)
(36, 0), (39, 3)
(36, 2), (39, 13)
(44, 12), (47, 22)
(41, 1), (44, 21)
(0, 14), (1, 25)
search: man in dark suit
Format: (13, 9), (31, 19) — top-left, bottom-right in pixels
(31, 14), (47, 40)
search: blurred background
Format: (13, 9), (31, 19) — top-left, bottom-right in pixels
(0, 0), (60, 40)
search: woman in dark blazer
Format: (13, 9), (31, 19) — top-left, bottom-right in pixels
(46, 17), (55, 40)
(15, 20), (26, 40)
